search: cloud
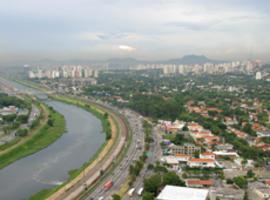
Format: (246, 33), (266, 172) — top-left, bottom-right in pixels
(0, 0), (270, 62)
(118, 45), (136, 52)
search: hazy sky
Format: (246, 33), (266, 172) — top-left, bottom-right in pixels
(0, 0), (270, 63)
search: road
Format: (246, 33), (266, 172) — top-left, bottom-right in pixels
(122, 125), (163, 200)
(84, 107), (145, 200)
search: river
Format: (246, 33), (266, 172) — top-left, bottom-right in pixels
(0, 81), (105, 200)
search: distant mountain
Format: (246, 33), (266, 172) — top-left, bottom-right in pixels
(163, 55), (224, 65)
(106, 57), (139, 64)
(7, 54), (226, 68)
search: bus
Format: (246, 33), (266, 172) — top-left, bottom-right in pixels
(104, 180), (113, 191)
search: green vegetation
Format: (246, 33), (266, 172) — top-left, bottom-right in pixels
(112, 194), (121, 200)
(0, 138), (20, 151)
(142, 192), (155, 200)
(0, 93), (29, 108)
(233, 176), (248, 189)
(143, 171), (185, 199)
(0, 106), (66, 169)
(262, 137), (270, 144)
(129, 94), (182, 120)
(15, 128), (28, 137)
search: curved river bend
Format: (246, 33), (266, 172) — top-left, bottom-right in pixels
(0, 81), (105, 200)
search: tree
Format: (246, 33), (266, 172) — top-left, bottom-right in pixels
(233, 176), (248, 189)
(163, 172), (185, 186)
(243, 123), (256, 136)
(142, 192), (154, 200)
(172, 134), (184, 145)
(47, 118), (54, 126)
(144, 174), (162, 195)
(15, 128), (28, 137)
(194, 150), (200, 158)
(112, 194), (121, 200)
(3, 114), (17, 122)
(247, 170), (255, 178)
(243, 191), (249, 200)
(182, 125), (189, 131)
(104, 112), (108, 119)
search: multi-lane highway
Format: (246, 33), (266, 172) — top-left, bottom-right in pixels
(122, 125), (163, 200)
(84, 108), (145, 200)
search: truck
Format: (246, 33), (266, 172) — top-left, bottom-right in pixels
(128, 188), (135, 197)
(104, 180), (113, 191)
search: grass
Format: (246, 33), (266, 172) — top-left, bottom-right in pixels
(118, 177), (132, 198)
(0, 106), (66, 169)
(0, 138), (20, 151)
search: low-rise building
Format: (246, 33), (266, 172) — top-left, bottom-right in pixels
(200, 152), (215, 160)
(175, 153), (191, 163)
(213, 151), (239, 159)
(249, 182), (270, 200)
(186, 179), (214, 188)
(257, 130), (270, 138)
(209, 187), (244, 200)
(188, 122), (204, 132)
(170, 143), (201, 156)
(187, 158), (216, 168)
(160, 156), (179, 171)
(215, 143), (234, 151)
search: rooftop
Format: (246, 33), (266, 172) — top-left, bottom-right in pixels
(186, 179), (214, 186)
(189, 158), (215, 163)
(157, 185), (209, 200)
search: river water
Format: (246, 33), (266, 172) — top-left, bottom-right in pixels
(0, 81), (105, 200)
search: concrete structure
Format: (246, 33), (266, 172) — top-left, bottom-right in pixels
(157, 185), (209, 200)
(249, 182), (270, 200)
(200, 152), (215, 160)
(187, 158), (216, 168)
(170, 143), (201, 156)
(209, 187), (244, 200)
(160, 156), (179, 171)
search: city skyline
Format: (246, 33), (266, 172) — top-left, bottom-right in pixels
(0, 0), (270, 64)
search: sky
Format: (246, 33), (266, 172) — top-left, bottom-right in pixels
(0, 0), (270, 63)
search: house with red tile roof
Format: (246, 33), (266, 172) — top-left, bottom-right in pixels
(186, 179), (214, 188)
(200, 152), (215, 160)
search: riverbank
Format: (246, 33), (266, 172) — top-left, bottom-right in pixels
(12, 80), (129, 200)
(0, 102), (66, 169)
(28, 95), (118, 200)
